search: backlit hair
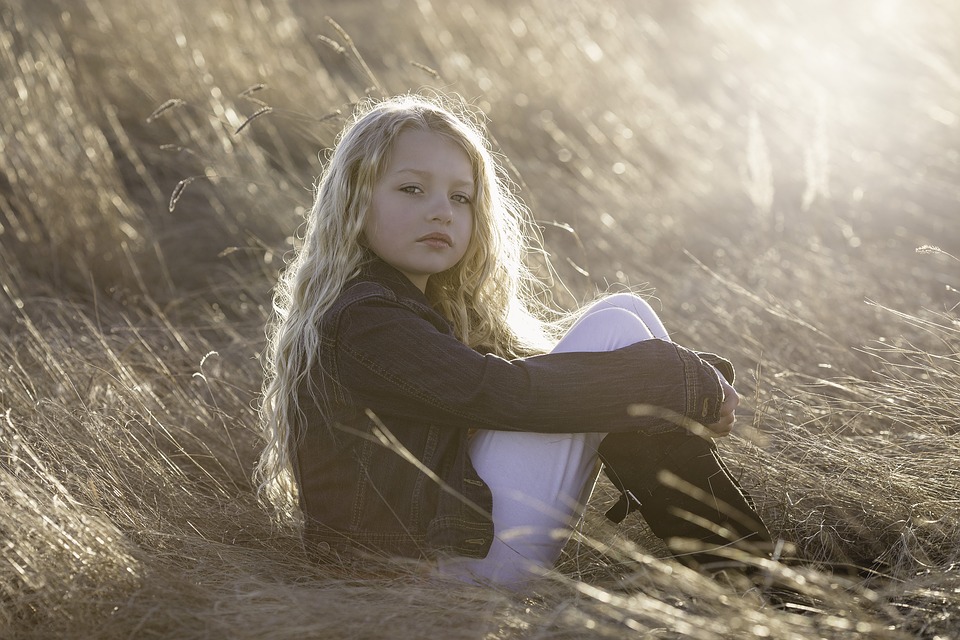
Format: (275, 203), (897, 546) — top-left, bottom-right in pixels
(256, 93), (558, 510)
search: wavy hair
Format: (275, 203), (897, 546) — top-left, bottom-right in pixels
(256, 93), (560, 511)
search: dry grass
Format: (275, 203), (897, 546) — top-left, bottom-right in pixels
(1, 0), (959, 637)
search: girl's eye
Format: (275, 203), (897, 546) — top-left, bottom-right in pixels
(400, 185), (423, 194)
(451, 193), (471, 205)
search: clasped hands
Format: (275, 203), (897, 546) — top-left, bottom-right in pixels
(705, 374), (739, 438)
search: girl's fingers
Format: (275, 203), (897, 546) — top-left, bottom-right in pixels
(720, 381), (740, 412)
(706, 378), (739, 438)
(706, 412), (735, 437)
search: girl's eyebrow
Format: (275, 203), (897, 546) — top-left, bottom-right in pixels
(393, 168), (474, 187)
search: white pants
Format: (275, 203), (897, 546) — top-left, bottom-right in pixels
(437, 293), (671, 587)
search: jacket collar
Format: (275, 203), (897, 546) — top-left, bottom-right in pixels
(356, 253), (431, 305)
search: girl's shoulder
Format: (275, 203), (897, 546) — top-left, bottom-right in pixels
(319, 256), (453, 340)
(336, 278), (398, 305)
(324, 270), (437, 326)
(322, 278), (397, 326)
(322, 276), (455, 349)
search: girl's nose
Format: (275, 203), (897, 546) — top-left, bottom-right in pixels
(429, 196), (454, 222)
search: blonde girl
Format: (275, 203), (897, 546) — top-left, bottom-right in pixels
(257, 93), (770, 588)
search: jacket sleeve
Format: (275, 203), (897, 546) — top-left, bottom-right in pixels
(332, 295), (726, 433)
(695, 351), (735, 385)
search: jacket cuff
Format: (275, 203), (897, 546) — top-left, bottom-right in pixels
(694, 351), (735, 385)
(676, 346), (725, 424)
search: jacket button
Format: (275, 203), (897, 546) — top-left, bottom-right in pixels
(316, 541), (331, 554)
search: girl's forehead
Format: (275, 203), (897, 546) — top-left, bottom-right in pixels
(385, 129), (475, 175)
(392, 127), (468, 151)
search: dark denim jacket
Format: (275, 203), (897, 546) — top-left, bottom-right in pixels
(291, 257), (730, 560)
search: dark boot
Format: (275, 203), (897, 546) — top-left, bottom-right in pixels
(598, 429), (773, 572)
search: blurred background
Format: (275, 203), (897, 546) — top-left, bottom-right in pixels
(4, 0), (957, 356)
(2, 0), (958, 637)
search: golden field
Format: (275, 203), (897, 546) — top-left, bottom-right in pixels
(1, 0), (958, 637)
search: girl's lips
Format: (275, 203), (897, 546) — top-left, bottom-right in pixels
(417, 233), (452, 247)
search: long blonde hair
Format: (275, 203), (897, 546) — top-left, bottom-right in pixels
(256, 93), (560, 510)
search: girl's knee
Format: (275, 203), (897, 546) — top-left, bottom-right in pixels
(578, 307), (649, 334)
(594, 292), (669, 341)
(557, 307), (654, 353)
(597, 292), (656, 317)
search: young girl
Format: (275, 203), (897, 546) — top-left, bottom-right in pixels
(257, 93), (771, 588)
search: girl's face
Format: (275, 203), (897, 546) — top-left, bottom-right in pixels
(364, 128), (474, 292)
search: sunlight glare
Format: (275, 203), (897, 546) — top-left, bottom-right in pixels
(874, 0), (901, 29)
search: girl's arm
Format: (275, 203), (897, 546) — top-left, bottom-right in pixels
(328, 294), (725, 434)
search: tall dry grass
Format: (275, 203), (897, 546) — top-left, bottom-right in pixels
(1, 0), (958, 637)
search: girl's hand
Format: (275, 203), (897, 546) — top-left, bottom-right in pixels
(705, 374), (739, 438)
